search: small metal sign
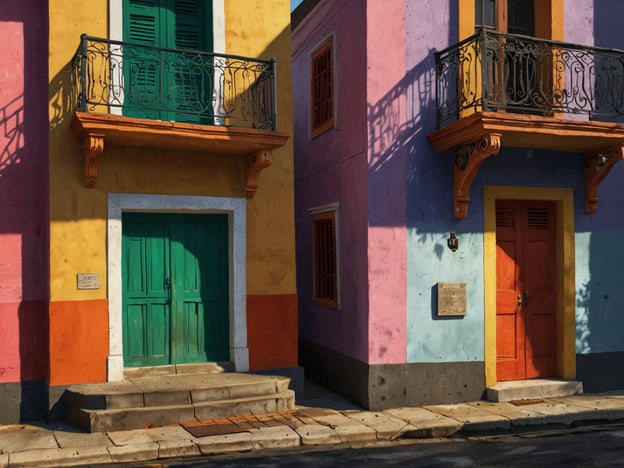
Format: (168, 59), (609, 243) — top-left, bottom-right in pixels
(437, 282), (466, 316)
(77, 273), (100, 290)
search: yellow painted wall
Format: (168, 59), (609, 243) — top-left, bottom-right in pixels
(225, 0), (296, 295)
(49, 0), (108, 302)
(48, 0), (296, 301)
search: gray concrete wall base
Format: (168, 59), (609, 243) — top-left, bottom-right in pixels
(300, 339), (485, 409)
(0, 380), (50, 423)
(249, 366), (306, 398)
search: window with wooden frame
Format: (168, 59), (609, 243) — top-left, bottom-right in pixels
(470, 0), (562, 114)
(310, 36), (334, 138)
(311, 208), (339, 308)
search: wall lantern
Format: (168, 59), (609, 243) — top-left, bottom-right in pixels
(447, 232), (458, 252)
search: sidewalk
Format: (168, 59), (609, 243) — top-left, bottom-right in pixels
(1, 381), (624, 467)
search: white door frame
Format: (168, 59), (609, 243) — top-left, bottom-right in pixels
(107, 193), (249, 381)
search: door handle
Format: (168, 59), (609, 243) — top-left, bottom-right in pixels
(517, 294), (523, 306)
(524, 291), (529, 307)
(164, 277), (172, 304)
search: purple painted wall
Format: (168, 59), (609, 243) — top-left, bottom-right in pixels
(293, 0), (370, 362)
(0, 1), (49, 386)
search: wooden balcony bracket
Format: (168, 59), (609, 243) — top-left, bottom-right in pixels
(585, 145), (624, 214)
(82, 133), (105, 188)
(245, 150), (272, 198)
(453, 133), (502, 218)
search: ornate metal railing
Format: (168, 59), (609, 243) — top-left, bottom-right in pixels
(72, 34), (277, 130)
(435, 29), (624, 127)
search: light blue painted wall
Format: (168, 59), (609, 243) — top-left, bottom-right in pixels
(406, 229), (485, 362)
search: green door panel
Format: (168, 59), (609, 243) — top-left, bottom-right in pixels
(122, 217), (171, 366)
(122, 213), (229, 367)
(171, 215), (229, 362)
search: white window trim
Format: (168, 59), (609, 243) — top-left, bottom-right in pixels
(107, 193), (248, 381)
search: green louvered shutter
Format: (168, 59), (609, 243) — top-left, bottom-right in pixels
(170, 0), (213, 123)
(123, 0), (212, 122)
(123, 0), (163, 119)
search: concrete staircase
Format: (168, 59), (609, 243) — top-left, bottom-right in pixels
(487, 378), (583, 402)
(66, 365), (295, 433)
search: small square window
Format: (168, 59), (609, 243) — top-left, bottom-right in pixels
(312, 209), (338, 308)
(310, 36), (334, 138)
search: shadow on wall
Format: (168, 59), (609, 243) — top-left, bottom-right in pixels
(366, 0), (458, 232)
(366, 53), (438, 230)
(576, 231), (624, 355)
(0, 0), (50, 423)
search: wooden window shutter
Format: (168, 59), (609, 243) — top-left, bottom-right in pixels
(312, 210), (338, 308)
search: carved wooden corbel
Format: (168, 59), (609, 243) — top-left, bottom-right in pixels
(453, 133), (502, 218)
(245, 150), (272, 198)
(82, 133), (105, 188)
(585, 145), (624, 214)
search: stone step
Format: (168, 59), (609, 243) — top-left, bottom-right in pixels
(123, 362), (233, 379)
(66, 373), (294, 432)
(73, 390), (295, 433)
(486, 378), (583, 402)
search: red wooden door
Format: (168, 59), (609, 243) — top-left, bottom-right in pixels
(496, 200), (557, 380)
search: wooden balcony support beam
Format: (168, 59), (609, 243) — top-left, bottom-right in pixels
(585, 145), (624, 214)
(245, 150), (272, 198)
(82, 132), (105, 188)
(71, 112), (288, 195)
(453, 133), (502, 218)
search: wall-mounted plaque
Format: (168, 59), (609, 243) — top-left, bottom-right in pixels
(77, 273), (100, 290)
(437, 282), (466, 316)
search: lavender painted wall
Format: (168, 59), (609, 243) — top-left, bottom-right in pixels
(293, 0), (370, 362)
(0, 1), (49, 384)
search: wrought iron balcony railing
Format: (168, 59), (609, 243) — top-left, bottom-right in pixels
(435, 29), (624, 128)
(72, 34), (277, 131)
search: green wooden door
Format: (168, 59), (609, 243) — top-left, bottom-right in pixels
(123, 0), (213, 122)
(122, 213), (229, 367)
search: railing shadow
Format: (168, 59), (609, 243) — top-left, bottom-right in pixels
(0, 95), (24, 175)
(366, 50), (456, 253)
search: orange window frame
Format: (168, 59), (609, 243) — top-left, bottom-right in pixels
(310, 36), (334, 138)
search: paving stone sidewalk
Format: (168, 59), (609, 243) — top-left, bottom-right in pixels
(1, 389), (624, 467)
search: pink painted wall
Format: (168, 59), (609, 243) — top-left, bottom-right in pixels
(0, 1), (49, 383)
(365, 0), (407, 364)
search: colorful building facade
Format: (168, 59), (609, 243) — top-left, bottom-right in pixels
(1, 0), (298, 424)
(292, 0), (624, 409)
(0, 0), (49, 423)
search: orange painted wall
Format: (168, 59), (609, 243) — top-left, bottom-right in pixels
(48, 299), (108, 385)
(247, 294), (298, 370)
